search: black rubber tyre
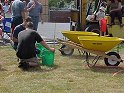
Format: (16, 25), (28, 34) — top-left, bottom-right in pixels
(85, 23), (100, 34)
(60, 45), (74, 56)
(104, 52), (121, 66)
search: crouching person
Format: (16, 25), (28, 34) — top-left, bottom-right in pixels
(16, 22), (55, 70)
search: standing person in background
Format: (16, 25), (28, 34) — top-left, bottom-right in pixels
(23, 0), (26, 8)
(11, 0), (25, 33)
(27, 0), (43, 31)
(3, 0), (12, 34)
(95, 7), (106, 21)
(22, 0), (27, 10)
(87, 6), (107, 36)
(3, 0), (11, 18)
(23, 0), (28, 18)
(107, 0), (122, 26)
(96, 7), (107, 36)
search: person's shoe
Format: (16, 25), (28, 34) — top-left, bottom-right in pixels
(18, 62), (29, 71)
(109, 24), (112, 27)
(18, 64), (23, 68)
(18, 60), (24, 68)
(109, 23), (115, 27)
(120, 24), (123, 27)
(22, 62), (30, 70)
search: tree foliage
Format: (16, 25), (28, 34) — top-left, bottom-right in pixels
(48, 0), (124, 9)
(48, 0), (73, 9)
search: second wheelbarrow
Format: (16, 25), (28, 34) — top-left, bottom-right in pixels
(57, 36), (124, 67)
(60, 31), (99, 55)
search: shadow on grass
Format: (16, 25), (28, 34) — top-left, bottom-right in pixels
(68, 55), (82, 59)
(89, 65), (124, 74)
(64, 54), (103, 61)
(24, 64), (59, 72)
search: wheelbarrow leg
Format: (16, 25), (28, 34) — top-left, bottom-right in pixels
(84, 52), (101, 67)
(85, 52), (90, 67)
(77, 49), (82, 56)
(91, 56), (101, 67)
(81, 51), (90, 57)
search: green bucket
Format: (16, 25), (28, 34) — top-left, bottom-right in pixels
(36, 43), (54, 66)
(36, 43), (45, 58)
(42, 49), (54, 66)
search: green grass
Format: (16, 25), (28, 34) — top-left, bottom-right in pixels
(1, 44), (124, 93)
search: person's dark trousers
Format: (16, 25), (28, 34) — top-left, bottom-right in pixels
(29, 16), (39, 31)
(11, 16), (23, 33)
(110, 10), (122, 25)
(10, 41), (18, 51)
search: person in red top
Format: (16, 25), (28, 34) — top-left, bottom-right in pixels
(99, 18), (107, 36)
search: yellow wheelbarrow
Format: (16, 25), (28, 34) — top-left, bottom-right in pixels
(57, 36), (124, 67)
(60, 31), (99, 56)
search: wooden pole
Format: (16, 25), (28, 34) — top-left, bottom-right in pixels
(80, 0), (87, 30)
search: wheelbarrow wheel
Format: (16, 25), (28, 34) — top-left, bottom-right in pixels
(104, 52), (120, 66)
(59, 45), (74, 56)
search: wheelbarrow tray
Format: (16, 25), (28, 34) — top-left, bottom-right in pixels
(57, 38), (123, 62)
(78, 36), (124, 52)
(62, 31), (99, 44)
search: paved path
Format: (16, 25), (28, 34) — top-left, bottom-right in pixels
(37, 22), (70, 41)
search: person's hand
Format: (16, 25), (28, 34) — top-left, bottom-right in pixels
(31, 2), (35, 9)
(50, 48), (55, 52)
(90, 17), (94, 21)
(89, 15), (95, 21)
(40, 17), (43, 24)
(110, 10), (113, 13)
